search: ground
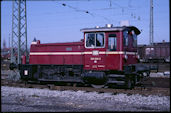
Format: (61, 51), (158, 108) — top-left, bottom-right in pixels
(1, 86), (170, 112)
(1, 60), (170, 112)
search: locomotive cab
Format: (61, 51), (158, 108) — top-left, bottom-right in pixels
(80, 25), (149, 88)
(81, 25), (141, 71)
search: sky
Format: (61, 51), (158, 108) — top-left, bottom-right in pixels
(1, 0), (170, 48)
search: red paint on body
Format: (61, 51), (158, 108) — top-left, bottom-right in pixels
(29, 26), (140, 71)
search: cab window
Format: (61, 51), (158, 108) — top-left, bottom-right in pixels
(85, 33), (104, 48)
(86, 33), (95, 47)
(96, 33), (104, 47)
(108, 34), (117, 51)
(132, 31), (137, 47)
(123, 30), (128, 46)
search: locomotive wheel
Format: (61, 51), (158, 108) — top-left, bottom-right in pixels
(91, 84), (105, 88)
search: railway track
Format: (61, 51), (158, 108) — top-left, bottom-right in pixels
(1, 61), (170, 97)
(1, 78), (170, 97)
(138, 62), (170, 72)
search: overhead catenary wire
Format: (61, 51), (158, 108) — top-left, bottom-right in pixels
(61, 3), (111, 23)
(60, 0), (145, 24)
(32, 0), (144, 26)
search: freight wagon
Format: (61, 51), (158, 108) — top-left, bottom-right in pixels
(10, 24), (150, 89)
(138, 42), (170, 63)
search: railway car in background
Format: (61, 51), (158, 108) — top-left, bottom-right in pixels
(12, 24), (150, 89)
(1, 48), (11, 60)
(138, 42), (170, 63)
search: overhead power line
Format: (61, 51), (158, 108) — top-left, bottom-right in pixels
(61, 3), (111, 23)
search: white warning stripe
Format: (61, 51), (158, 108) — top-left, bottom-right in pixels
(105, 51), (124, 54)
(84, 52), (92, 54)
(30, 51), (137, 55)
(30, 52), (83, 55)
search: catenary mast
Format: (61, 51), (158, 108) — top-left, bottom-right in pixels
(10, 0), (27, 81)
(149, 0), (153, 45)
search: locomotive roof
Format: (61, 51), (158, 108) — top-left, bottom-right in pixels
(80, 26), (140, 35)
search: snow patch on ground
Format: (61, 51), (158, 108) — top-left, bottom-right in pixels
(150, 72), (170, 78)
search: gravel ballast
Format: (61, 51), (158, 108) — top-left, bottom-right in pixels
(1, 86), (170, 112)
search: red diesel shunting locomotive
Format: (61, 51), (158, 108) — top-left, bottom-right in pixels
(18, 24), (150, 89)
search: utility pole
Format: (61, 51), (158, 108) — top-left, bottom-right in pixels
(149, 0), (153, 45)
(10, 0), (27, 81)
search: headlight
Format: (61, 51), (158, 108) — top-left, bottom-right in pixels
(24, 70), (28, 75)
(136, 54), (140, 59)
(124, 54), (128, 60)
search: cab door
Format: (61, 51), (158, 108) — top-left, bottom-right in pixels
(84, 32), (106, 71)
(106, 32), (122, 70)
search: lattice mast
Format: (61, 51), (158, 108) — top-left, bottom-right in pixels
(11, 0), (27, 64)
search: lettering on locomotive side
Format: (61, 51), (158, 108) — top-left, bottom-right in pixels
(90, 57), (102, 63)
(90, 57), (101, 61)
(92, 65), (97, 68)
(92, 65), (105, 68)
(98, 65), (105, 68)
